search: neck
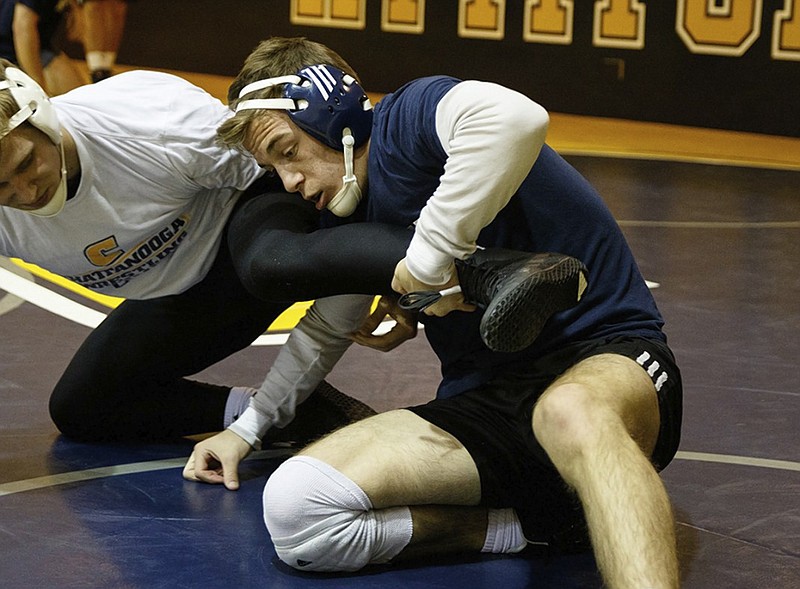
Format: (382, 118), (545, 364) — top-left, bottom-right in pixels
(59, 127), (81, 180)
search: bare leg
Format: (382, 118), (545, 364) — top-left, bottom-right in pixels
(81, 0), (127, 81)
(400, 505), (488, 560)
(82, 0), (127, 52)
(300, 410), (488, 558)
(533, 354), (679, 589)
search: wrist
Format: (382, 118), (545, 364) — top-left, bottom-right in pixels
(227, 405), (273, 450)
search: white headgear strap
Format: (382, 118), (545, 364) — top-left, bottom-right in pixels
(325, 129), (362, 217)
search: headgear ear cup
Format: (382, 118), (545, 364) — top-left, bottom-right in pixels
(0, 67), (62, 144)
(283, 65), (373, 151)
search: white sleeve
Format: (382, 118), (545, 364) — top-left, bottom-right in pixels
(404, 80), (549, 285)
(227, 294), (373, 448)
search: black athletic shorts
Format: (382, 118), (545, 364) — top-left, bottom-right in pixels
(407, 335), (682, 549)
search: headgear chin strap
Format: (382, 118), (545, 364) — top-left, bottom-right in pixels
(0, 67), (67, 217)
(326, 129), (361, 217)
(236, 64), (372, 217)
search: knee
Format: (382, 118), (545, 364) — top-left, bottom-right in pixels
(49, 380), (83, 439)
(263, 456), (374, 572)
(229, 233), (306, 300)
(263, 456), (412, 572)
(226, 194), (317, 299)
(532, 383), (606, 464)
(49, 379), (109, 441)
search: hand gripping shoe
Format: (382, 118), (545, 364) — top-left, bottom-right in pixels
(455, 249), (588, 353)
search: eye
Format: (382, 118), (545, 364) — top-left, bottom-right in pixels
(17, 153), (33, 172)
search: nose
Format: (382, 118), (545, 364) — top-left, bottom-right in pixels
(277, 168), (304, 195)
(11, 174), (38, 206)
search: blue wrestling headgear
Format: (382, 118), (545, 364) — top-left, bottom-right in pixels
(236, 64), (373, 150)
(236, 65), (373, 217)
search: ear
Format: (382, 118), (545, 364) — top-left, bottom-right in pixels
(0, 67), (61, 144)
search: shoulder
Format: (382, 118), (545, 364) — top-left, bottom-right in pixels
(16, 1), (59, 19)
(15, 1), (45, 14)
(52, 70), (230, 130)
(382, 75), (461, 106)
(89, 70), (216, 102)
(375, 76), (462, 126)
(55, 70), (219, 105)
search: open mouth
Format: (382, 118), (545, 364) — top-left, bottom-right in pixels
(28, 190), (51, 211)
(310, 192), (326, 209)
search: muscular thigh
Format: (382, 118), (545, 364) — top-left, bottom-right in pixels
(541, 353), (661, 455)
(299, 409), (481, 509)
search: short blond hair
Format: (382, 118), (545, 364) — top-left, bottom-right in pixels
(217, 37), (360, 149)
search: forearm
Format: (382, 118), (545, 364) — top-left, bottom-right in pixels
(228, 294), (373, 447)
(12, 7), (47, 89)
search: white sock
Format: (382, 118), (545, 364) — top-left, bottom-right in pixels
(223, 386), (257, 428)
(86, 51), (116, 71)
(481, 508), (528, 554)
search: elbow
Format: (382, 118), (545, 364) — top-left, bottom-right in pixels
(520, 97), (550, 148)
(495, 89), (549, 159)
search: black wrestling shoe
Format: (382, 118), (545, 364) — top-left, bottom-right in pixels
(455, 249), (588, 353)
(262, 380), (376, 448)
(548, 519), (593, 555)
(90, 69), (113, 83)
(517, 503), (592, 559)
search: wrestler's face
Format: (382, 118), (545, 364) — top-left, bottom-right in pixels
(0, 124), (62, 212)
(243, 111), (367, 211)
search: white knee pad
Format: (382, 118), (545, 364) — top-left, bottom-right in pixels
(263, 455), (413, 572)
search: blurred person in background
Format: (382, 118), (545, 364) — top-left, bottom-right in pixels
(0, 0), (84, 94)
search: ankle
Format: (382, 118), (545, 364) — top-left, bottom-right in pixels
(482, 508), (528, 554)
(224, 386), (257, 428)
